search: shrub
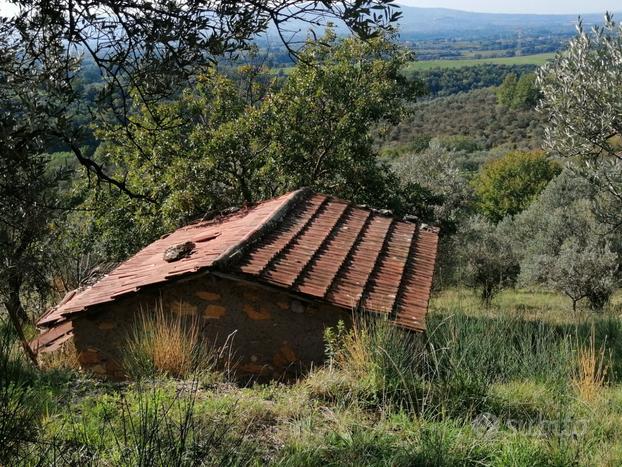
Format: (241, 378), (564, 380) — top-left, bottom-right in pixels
(123, 303), (212, 379)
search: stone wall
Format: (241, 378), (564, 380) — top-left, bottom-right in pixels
(72, 274), (351, 379)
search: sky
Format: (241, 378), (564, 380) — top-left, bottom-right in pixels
(0, 0), (618, 16)
(398, 0), (618, 14)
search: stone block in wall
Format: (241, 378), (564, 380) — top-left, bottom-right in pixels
(204, 304), (226, 319)
(243, 303), (271, 320)
(273, 341), (297, 368)
(78, 348), (103, 365)
(196, 291), (221, 301)
(97, 320), (116, 330)
(171, 300), (197, 316)
(238, 362), (273, 376)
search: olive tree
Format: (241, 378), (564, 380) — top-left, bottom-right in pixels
(511, 170), (620, 311)
(540, 238), (617, 312)
(457, 215), (520, 306)
(393, 143), (473, 233)
(538, 13), (622, 230)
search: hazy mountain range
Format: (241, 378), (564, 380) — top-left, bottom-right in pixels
(265, 6), (617, 42)
(395, 6), (614, 39)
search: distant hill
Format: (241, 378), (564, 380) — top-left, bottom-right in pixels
(263, 6), (616, 42)
(396, 6), (614, 39)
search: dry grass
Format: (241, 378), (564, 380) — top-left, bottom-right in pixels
(124, 302), (210, 379)
(573, 326), (611, 402)
(38, 340), (81, 371)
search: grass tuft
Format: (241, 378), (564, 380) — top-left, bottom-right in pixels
(123, 302), (212, 379)
(573, 326), (611, 402)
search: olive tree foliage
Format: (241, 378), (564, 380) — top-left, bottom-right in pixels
(4, 0), (402, 196)
(455, 215), (519, 306)
(537, 13), (622, 230)
(84, 35), (424, 258)
(542, 238), (618, 312)
(510, 170), (620, 311)
(392, 143), (475, 289)
(392, 141), (473, 233)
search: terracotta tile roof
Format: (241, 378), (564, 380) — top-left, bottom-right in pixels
(235, 193), (439, 330)
(36, 188), (439, 333)
(31, 320), (73, 353)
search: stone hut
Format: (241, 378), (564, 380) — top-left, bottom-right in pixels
(32, 188), (439, 379)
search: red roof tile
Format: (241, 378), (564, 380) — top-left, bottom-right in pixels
(37, 189), (439, 332)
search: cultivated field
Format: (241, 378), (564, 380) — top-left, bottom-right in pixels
(404, 52), (556, 71)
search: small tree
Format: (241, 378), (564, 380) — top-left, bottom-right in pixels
(512, 74), (539, 109)
(497, 73), (518, 107)
(497, 73), (539, 109)
(472, 150), (561, 223)
(458, 216), (520, 306)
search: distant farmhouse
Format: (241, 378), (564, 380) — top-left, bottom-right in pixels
(32, 188), (439, 379)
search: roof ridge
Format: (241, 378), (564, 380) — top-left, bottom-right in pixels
(211, 187), (313, 269)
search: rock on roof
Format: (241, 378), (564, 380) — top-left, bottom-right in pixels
(37, 188), (439, 334)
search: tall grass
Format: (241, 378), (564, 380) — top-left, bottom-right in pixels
(0, 319), (41, 464)
(572, 326), (611, 402)
(322, 303), (622, 420)
(124, 303), (212, 379)
(29, 382), (257, 466)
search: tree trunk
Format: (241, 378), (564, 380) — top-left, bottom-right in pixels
(4, 290), (38, 367)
